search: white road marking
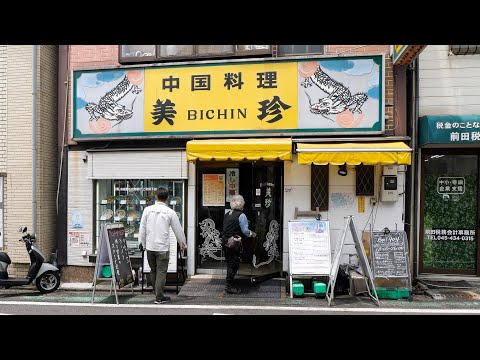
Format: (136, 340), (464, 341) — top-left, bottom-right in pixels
(1, 300), (480, 314)
(212, 312), (233, 315)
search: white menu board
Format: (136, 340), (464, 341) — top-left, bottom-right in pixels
(288, 220), (331, 275)
(142, 229), (178, 273)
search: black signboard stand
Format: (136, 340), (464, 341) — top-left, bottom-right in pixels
(326, 215), (379, 306)
(371, 230), (411, 288)
(92, 223), (134, 305)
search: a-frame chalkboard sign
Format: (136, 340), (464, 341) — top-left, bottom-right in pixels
(326, 215), (379, 306)
(92, 223), (134, 305)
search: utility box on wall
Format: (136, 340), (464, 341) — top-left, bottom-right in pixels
(380, 175), (398, 202)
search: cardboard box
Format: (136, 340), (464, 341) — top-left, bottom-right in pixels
(349, 269), (368, 296)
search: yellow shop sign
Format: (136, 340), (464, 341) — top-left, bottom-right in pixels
(143, 62), (297, 132)
(73, 55), (384, 139)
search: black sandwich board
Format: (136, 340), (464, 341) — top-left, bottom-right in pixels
(92, 223), (134, 304)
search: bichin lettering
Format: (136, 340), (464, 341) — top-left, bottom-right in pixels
(187, 108), (247, 120)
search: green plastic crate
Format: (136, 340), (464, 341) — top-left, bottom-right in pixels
(373, 287), (410, 299)
(292, 280), (304, 296)
(312, 281), (327, 295)
(397, 288), (410, 299)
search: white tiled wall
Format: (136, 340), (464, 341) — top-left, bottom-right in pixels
(283, 155), (406, 272)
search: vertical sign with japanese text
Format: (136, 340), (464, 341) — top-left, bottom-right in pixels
(226, 168), (239, 203)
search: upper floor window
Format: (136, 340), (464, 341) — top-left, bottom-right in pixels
(119, 45), (271, 64)
(278, 45), (324, 56)
(450, 45), (480, 56)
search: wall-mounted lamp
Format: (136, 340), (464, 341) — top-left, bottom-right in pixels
(82, 153), (88, 163)
(338, 163), (348, 176)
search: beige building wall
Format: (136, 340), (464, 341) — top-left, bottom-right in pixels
(0, 46), (6, 253)
(36, 46), (58, 265)
(0, 45), (57, 276)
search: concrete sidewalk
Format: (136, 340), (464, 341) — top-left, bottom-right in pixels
(53, 278), (480, 311)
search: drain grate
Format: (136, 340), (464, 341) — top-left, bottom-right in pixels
(426, 289), (480, 301)
(421, 280), (474, 289)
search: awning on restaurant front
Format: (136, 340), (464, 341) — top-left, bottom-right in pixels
(296, 142), (412, 165)
(186, 138), (292, 161)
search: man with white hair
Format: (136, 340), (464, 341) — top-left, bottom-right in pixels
(222, 194), (256, 294)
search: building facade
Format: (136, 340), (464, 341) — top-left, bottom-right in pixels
(0, 45), (58, 276)
(416, 45), (480, 278)
(61, 45), (411, 283)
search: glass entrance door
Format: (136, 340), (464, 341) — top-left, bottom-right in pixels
(420, 151), (478, 275)
(239, 162), (283, 276)
(196, 162), (283, 277)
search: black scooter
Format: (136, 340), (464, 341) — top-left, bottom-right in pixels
(0, 226), (61, 293)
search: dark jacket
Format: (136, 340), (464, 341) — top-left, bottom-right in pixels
(222, 209), (244, 254)
(222, 209), (243, 240)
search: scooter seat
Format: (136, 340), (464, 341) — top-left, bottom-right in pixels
(0, 252), (11, 265)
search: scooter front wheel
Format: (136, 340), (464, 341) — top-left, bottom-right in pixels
(36, 271), (60, 294)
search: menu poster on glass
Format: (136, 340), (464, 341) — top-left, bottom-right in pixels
(203, 174), (225, 206)
(226, 168), (239, 203)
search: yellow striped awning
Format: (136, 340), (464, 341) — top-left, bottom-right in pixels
(186, 138), (292, 161)
(296, 142), (412, 165)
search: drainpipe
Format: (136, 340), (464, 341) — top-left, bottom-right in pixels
(409, 57), (419, 279)
(32, 45), (37, 234)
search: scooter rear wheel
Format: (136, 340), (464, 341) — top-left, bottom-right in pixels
(36, 271), (60, 294)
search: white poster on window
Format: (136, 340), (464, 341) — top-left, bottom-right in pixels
(142, 229), (178, 273)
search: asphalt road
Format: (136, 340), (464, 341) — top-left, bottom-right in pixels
(3, 300), (480, 315)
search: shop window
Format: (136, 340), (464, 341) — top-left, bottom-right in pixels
(119, 45), (272, 64)
(356, 165), (375, 196)
(95, 179), (185, 254)
(278, 45), (324, 56)
(311, 165), (329, 211)
(159, 45), (195, 58)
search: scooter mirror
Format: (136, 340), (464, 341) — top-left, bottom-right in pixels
(23, 227), (27, 233)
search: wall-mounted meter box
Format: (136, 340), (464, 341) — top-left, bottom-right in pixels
(380, 175), (398, 202)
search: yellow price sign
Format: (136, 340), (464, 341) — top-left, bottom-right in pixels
(358, 196), (365, 213)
